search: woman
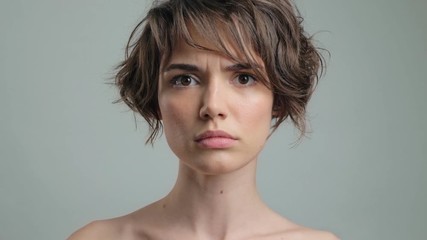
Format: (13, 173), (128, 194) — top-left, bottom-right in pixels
(69, 0), (338, 239)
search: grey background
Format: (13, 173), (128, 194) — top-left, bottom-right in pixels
(1, 0), (426, 239)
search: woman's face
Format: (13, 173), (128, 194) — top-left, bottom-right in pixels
(158, 37), (274, 175)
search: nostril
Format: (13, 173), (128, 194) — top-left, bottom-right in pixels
(199, 101), (227, 120)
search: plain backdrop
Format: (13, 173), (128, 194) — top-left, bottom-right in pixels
(1, 0), (426, 239)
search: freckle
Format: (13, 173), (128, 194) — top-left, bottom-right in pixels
(220, 190), (223, 194)
(162, 204), (166, 208)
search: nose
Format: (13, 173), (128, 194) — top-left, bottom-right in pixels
(199, 81), (228, 120)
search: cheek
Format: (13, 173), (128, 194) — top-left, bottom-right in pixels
(158, 96), (199, 158)
(159, 96), (196, 134)
(237, 95), (273, 128)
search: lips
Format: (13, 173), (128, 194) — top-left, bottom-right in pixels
(194, 130), (237, 149)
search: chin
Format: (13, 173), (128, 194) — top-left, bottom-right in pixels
(179, 151), (257, 176)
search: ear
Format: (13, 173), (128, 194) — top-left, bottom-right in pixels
(272, 97), (281, 118)
(272, 105), (280, 118)
(156, 109), (162, 120)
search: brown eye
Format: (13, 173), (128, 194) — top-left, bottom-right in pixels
(233, 74), (256, 86)
(183, 75), (196, 86)
(171, 75), (198, 87)
(238, 75), (250, 84)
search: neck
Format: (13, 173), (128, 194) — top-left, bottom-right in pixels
(161, 159), (270, 239)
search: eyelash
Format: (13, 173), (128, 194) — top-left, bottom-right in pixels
(170, 74), (199, 87)
(169, 73), (258, 87)
(232, 73), (257, 87)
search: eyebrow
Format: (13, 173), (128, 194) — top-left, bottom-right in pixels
(163, 63), (262, 73)
(224, 63), (262, 71)
(164, 63), (199, 72)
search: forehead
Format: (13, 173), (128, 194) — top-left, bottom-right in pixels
(161, 24), (264, 70)
(163, 40), (237, 72)
(184, 24), (244, 58)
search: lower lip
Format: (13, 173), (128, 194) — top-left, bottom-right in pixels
(196, 137), (236, 149)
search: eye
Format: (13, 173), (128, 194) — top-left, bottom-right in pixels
(233, 73), (257, 86)
(170, 75), (199, 87)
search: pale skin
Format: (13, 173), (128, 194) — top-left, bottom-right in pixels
(68, 32), (339, 240)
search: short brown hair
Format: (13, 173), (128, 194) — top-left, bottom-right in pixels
(115, 0), (325, 144)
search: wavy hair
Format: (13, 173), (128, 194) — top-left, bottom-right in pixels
(115, 0), (325, 144)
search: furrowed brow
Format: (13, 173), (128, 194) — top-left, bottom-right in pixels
(224, 63), (262, 72)
(164, 63), (199, 72)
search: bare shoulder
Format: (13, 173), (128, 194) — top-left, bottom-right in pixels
(67, 220), (116, 240)
(67, 206), (156, 240)
(67, 216), (146, 240)
(279, 227), (340, 240)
